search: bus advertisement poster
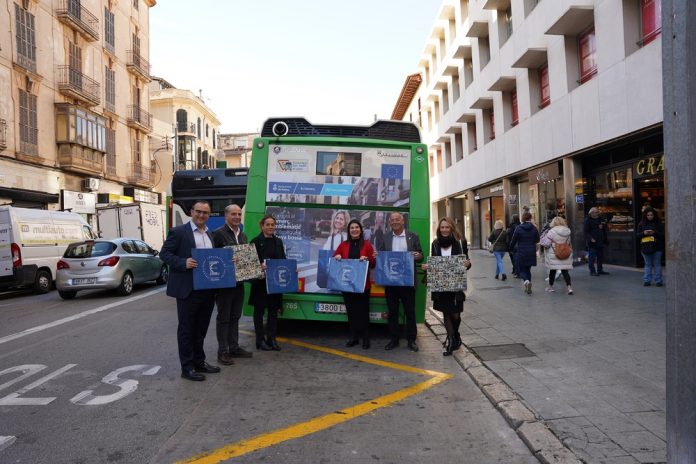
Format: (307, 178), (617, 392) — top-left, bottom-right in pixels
(266, 206), (409, 294)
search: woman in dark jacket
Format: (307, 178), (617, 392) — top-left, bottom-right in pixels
(509, 211), (540, 294)
(333, 220), (376, 349)
(636, 207), (664, 286)
(422, 217), (472, 356)
(249, 215), (286, 351)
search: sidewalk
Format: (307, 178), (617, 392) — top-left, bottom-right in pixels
(427, 250), (666, 464)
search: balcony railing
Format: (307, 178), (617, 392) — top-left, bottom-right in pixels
(126, 51), (151, 81)
(177, 122), (197, 134)
(15, 54), (37, 74)
(57, 65), (100, 106)
(56, 0), (99, 41)
(0, 119), (6, 151)
(127, 105), (153, 132)
(128, 162), (156, 187)
(57, 144), (103, 175)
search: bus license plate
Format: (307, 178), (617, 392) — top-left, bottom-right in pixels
(73, 278), (97, 285)
(314, 303), (346, 314)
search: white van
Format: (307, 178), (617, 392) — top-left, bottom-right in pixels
(0, 206), (96, 293)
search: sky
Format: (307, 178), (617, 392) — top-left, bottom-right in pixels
(150, 0), (443, 133)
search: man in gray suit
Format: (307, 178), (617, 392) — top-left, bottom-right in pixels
(375, 212), (423, 352)
(212, 204), (251, 365)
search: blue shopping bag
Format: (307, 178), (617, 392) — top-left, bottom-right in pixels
(326, 259), (369, 293)
(316, 249), (332, 288)
(265, 259), (299, 294)
(192, 248), (237, 290)
(374, 251), (414, 287)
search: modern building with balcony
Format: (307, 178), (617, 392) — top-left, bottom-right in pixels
(149, 76), (222, 195)
(217, 132), (258, 168)
(0, 0), (158, 225)
(396, 0), (663, 267)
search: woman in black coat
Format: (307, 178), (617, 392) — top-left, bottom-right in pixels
(422, 217), (472, 356)
(509, 211), (540, 294)
(249, 215), (286, 351)
(636, 207), (664, 286)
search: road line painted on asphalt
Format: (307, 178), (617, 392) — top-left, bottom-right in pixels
(177, 338), (453, 464)
(0, 436), (17, 451)
(0, 287), (165, 346)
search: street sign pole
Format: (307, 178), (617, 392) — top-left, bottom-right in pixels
(663, 1), (696, 462)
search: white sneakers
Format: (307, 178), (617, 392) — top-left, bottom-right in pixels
(567, 285), (574, 295)
(524, 280), (532, 294)
(545, 286), (555, 292)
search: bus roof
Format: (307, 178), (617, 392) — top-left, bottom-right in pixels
(260, 118), (421, 143)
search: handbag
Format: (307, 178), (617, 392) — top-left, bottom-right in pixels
(487, 230), (503, 253)
(640, 235), (657, 254)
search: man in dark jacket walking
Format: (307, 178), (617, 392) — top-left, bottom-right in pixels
(509, 212), (540, 294)
(583, 207), (610, 276)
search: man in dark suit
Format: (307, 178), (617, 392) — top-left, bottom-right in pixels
(375, 212), (423, 352)
(212, 204), (251, 364)
(160, 200), (221, 381)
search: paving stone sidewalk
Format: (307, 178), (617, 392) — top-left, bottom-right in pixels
(428, 250), (666, 464)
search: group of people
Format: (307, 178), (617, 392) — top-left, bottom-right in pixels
(486, 205), (664, 296)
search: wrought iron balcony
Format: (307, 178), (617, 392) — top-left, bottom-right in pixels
(127, 105), (153, 132)
(57, 143), (104, 176)
(57, 65), (100, 106)
(126, 51), (151, 81)
(56, 0), (99, 41)
(176, 122), (197, 134)
(128, 162), (156, 188)
(0, 119), (6, 151)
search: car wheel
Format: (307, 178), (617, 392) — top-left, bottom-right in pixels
(156, 265), (169, 285)
(34, 269), (52, 294)
(117, 272), (134, 296)
(58, 290), (77, 300)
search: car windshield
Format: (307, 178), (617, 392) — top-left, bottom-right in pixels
(64, 242), (117, 258)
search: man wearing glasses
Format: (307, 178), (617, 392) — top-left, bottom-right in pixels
(160, 201), (221, 381)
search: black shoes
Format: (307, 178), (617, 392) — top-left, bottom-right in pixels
(362, 338), (371, 350)
(269, 339), (281, 351)
(181, 368), (205, 381)
(598, 270), (610, 275)
(230, 347), (253, 358)
(495, 274), (499, 280)
(346, 338), (359, 347)
(590, 271), (599, 276)
(217, 352), (235, 366)
(502, 274), (507, 281)
(407, 341), (419, 352)
(194, 362), (221, 374)
(656, 282), (663, 287)
(256, 340), (272, 351)
(384, 339), (399, 350)
(443, 337), (453, 356)
(643, 282), (651, 287)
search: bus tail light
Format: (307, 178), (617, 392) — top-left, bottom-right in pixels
(57, 260), (70, 270)
(11, 243), (21, 268)
(98, 256), (120, 267)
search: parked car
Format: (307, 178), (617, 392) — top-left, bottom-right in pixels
(56, 238), (168, 299)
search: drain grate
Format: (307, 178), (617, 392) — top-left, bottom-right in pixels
(470, 343), (536, 361)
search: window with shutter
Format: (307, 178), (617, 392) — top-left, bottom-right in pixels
(578, 28), (597, 84)
(15, 4), (37, 72)
(641, 0), (662, 45)
(511, 89), (519, 126)
(539, 63), (550, 108)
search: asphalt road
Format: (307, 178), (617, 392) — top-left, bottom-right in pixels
(0, 284), (537, 464)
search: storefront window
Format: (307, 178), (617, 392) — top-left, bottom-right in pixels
(594, 168), (634, 233)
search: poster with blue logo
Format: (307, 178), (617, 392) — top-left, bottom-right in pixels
(192, 248), (236, 290)
(326, 259), (369, 293)
(374, 251), (414, 287)
(265, 259), (299, 294)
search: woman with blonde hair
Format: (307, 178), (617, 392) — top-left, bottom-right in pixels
(422, 217), (472, 356)
(540, 216), (574, 294)
(487, 219), (508, 281)
(323, 210), (350, 251)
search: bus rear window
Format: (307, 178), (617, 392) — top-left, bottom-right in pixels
(64, 242), (117, 258)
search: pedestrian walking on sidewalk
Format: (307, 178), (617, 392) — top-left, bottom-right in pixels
(636, 207), (664, 287)
(423, 217), (471, 356)
(584, 207), (610, 276)
(487, 220), (508, 281)
(540, 216), (574, 295)
(507, 214), (521, 277)
(509, 211), (540, 294)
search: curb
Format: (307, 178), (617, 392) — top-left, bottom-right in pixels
(425, 309), (582, 464)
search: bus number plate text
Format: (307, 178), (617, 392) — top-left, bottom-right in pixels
(314, 303), (346, 314)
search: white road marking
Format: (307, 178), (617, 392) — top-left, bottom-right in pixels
(0, 364), (77, 406)
(0, 287), (165, 346)
(0, 365), (47, 392)
(0, 436), (16, 451)
(71, 364), (161, 406)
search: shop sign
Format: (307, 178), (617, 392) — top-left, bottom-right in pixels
(633, 154), (664, 179)
(474, 183), (503, 200)
(61, 190), (96, 214)
(529, 163), (560, 185)
(124, 187), (161, 205)
(97, 193), (134, 205)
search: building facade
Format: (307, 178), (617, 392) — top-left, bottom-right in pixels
(148, 77), (221, 194)
(217, 132), (257, 169)
(396, 0), (663, 267)
(0, 0), (157, 225)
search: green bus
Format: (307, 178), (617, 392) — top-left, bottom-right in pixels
(243, 117), (429, 323)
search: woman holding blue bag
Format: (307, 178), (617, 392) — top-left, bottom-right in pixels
(333, 219), (375, 349)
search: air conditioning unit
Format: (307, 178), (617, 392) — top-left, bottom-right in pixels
(82, 177), (100, 191)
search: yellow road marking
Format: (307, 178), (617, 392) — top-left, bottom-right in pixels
(177, 336), (452, 464)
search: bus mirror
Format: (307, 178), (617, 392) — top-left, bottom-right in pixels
(272, 121), (289, 137)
